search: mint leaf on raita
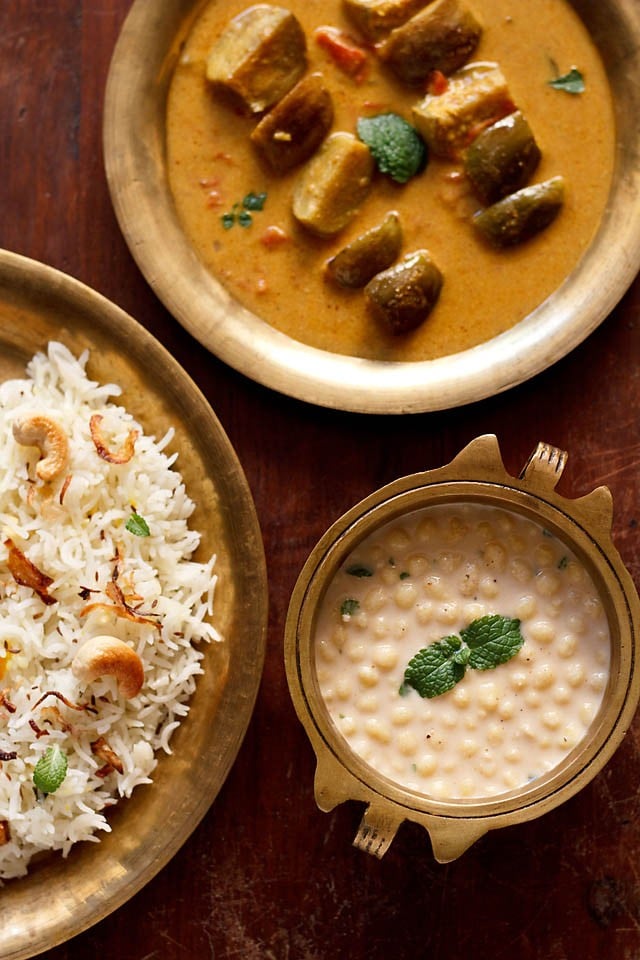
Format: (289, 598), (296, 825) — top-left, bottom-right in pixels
(462, 614), (524, 670)
(400, 615), (524, 699)
(400, 636), (470, 699)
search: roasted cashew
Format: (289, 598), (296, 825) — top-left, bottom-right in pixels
(12, 414), (69, 483)
(71, 635), (144, 699)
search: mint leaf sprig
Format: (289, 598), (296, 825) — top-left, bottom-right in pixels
(125, 509), (150, 537)
(356, 113), (427, 184)
(33, 744), (68, 794)
(400, 614), (524, 699)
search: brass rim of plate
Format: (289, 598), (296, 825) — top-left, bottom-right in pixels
(0, 248), (268, 960)
(284, 436), (640, 862)
(103, 0), (640, 413)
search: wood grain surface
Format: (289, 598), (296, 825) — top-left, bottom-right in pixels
(2, 3), (640, 958)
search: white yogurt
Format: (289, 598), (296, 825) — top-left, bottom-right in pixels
(314, 502), (610, 800)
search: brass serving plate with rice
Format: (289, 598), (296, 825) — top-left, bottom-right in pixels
(0, 249), (267, 960)
(103, 0), (640, 414)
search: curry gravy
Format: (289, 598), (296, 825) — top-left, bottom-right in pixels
(166, 0), (615, 361)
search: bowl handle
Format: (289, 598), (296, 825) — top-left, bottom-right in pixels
(353, 804), (492, 863)
(519, 441), (568, 490)
(353, 804), (401, 858)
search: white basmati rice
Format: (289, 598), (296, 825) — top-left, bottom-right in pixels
(0, 342), (221, 879)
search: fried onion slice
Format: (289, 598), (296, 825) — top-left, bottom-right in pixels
(80, 578), (161, 632)
(89, 414), (138, 464)
(4, 538), (56, 605)
(91, 736), (124, 775)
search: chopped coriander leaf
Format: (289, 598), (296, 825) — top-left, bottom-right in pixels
(33, 744), (68, 794)
(126, 510), (150, 537)
(221, 193), (267, 228)
(399, 571), (410, 580)
(340, 598), (360, 617)
(346, 563), (373, 578)
(558, 555), (569, 570)
(243, 191), (267, 210)
(548, 67), (585, 94)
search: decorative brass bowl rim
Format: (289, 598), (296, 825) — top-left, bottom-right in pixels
(284, 436), (640, 861)
(104, 0), (640, 414)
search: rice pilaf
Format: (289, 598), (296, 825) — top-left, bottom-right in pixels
(0, 342), (221, 879)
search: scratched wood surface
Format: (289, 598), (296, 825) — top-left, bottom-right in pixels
(1, 3), (640, 958)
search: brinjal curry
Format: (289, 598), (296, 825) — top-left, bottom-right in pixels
(166, 0), (614, 361)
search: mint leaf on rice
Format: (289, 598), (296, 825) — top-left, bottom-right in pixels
(33, 745), (68, 794)
(126, 510), (150, 537)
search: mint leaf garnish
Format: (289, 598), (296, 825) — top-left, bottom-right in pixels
(401, 636), (470, 699)
(548, 67), (585, 94)
(400, 615), (524, 698)
(340, 598), (360, 617)
(125, 510), (150, 537)
(346, 563), (373, 578)
(462, 615), (523, 671)
(33, 744), (68, 794)
(357, 113), (427, 183)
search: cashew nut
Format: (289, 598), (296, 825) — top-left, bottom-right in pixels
(71, 635), (144, 699)
(12, 414), (69, 483)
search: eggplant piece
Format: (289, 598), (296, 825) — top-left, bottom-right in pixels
(292, 132), (375, 236)
(250, 73), (333, 173)
(325, 212), (403, 287)
(342, 0), (433, 42)
(464, 111), (541, 204)
(473, 176), (565, 247)
(365, 250), (443, 333)
(205, 5), (307, 115)
(378, 0), (482, 86)
(412, 61), (515, 159)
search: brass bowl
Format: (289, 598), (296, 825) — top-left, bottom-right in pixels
(0, 249), (268, 959)
(284, 436), (640, 861)
(103, 0), (640, 414)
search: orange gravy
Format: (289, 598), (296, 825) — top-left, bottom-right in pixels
(166, 0), (615, 361)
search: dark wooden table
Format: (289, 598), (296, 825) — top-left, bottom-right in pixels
(2, 3), (640, 958)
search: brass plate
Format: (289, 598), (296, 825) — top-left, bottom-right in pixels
(103, 0), (640, 414)
(0, 249), (268, 960)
